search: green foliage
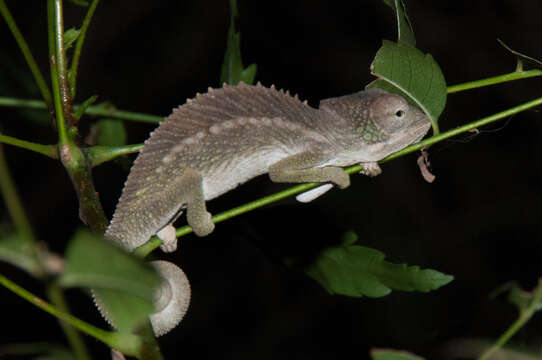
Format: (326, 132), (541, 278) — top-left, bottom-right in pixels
(0, 342), (74, 360)
(381, 0), (416, 46)
(371, 348), (424, 360)
(305, 231), (453, 297)
(93, 118), (127, 147)
(63, 28), (80, 51)
(220, 0), (257, 85)
(368, 40), (447, 134)
(0, 228), (41, 276)
(58, 229), (162, 333)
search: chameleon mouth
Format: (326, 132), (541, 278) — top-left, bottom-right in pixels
(412, 120), (432, 144)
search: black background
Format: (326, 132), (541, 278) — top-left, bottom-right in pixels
(1, 0), (542, 359)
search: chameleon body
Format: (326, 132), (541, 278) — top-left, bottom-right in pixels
(101, 82), (431, 336)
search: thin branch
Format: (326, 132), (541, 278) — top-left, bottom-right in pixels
(0, 0), (53, 110)
(0, 145), (39, 250)
(478, 282), (542, 360)
(447, 69), (542, 94)
(86, 143), (142, 167)
(69, 0), (100, 99)
(0, 133), (58, 158)
(0, 96), (164, 123)
(51, 0), (74, 132)
(0, 272), (143, 357)
(134, 95), (542, 257)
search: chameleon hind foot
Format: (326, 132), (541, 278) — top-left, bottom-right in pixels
(187, 209), (214, 236)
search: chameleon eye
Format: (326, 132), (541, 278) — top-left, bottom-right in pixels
(395, 110), (405, 118)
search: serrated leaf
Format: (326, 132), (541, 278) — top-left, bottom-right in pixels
(381, 0), (416, 46)
(58, 229), (162, 333)
(305, 232), (453, 297)
(371, 348), (425, 360)
(94, 118), (127, 147)
(64, 28), (80, 51)
(58, 229), (161, 296)
(220, 0), (257, 85)
(368, 40), (447, 134)
(92, 288), (155, 334)
(0, 230), (41, 276)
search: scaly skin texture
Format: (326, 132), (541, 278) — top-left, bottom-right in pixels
(106, 82), (431, 250)
(99, 82), (432, 336)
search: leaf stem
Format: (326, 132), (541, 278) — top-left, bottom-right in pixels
(47, 284), (92, 360)
(0, 0), (53, 110)
(0, 133), (58, 158)
(0, 272), (143, 357)
(49, 0), (74, 136)
(0, 144), (39, 251)
(86, 143), (142, 167)
(478, 282), (542, 360)
(447, 69), (542, 94)
(134, 95), (542, 256)
(0, 96), (164, 123)
(69, 0), (100, 98)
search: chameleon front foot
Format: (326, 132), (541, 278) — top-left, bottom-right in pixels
(359, 162), (382, 177)
(157, 225), (178, 253)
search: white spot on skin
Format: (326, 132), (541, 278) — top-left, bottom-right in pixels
(262, 117), (272, 126)
(196, 131), (206, 139)
(273, 117), (284, 127)
(209, 124), (221, 134)
(162, 154), (173, 164)
(285, 121), (298, 131)
(306, 130), (326, 143)
(183, 137), (196, 145)
(155, 166), (163, 173)
(172, 144), (184, 153)
(237, 118), (248, 126)
(249, 118), (259, 125)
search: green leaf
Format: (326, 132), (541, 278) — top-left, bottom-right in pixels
(73, 95), (98, 121)
(0, 229), (41, 276)
(381, 0), (416, 46)
(92, 288), (155, 334)
(371, 348), (425, 360)
(368, 40), (447, 134)
(220, 0), (257, 85)
(494, 281), (542, 315)
(93, 118), (127, 147)
(58, 229), (162, 333)
(64, 28), (81, 51)
(305, 232), (453, 297)
(59, 229), (160, 296)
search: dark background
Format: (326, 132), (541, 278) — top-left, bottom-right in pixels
(1, 0), (542, 359)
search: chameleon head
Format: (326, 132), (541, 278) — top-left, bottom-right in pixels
(320, 88), (432, 162)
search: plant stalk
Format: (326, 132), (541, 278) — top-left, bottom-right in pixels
(0, 0), (53, 110)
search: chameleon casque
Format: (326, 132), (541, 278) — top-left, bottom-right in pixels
(98, 82), (432, 336)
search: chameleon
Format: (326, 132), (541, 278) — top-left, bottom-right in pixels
(99, 82), (432, 336)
